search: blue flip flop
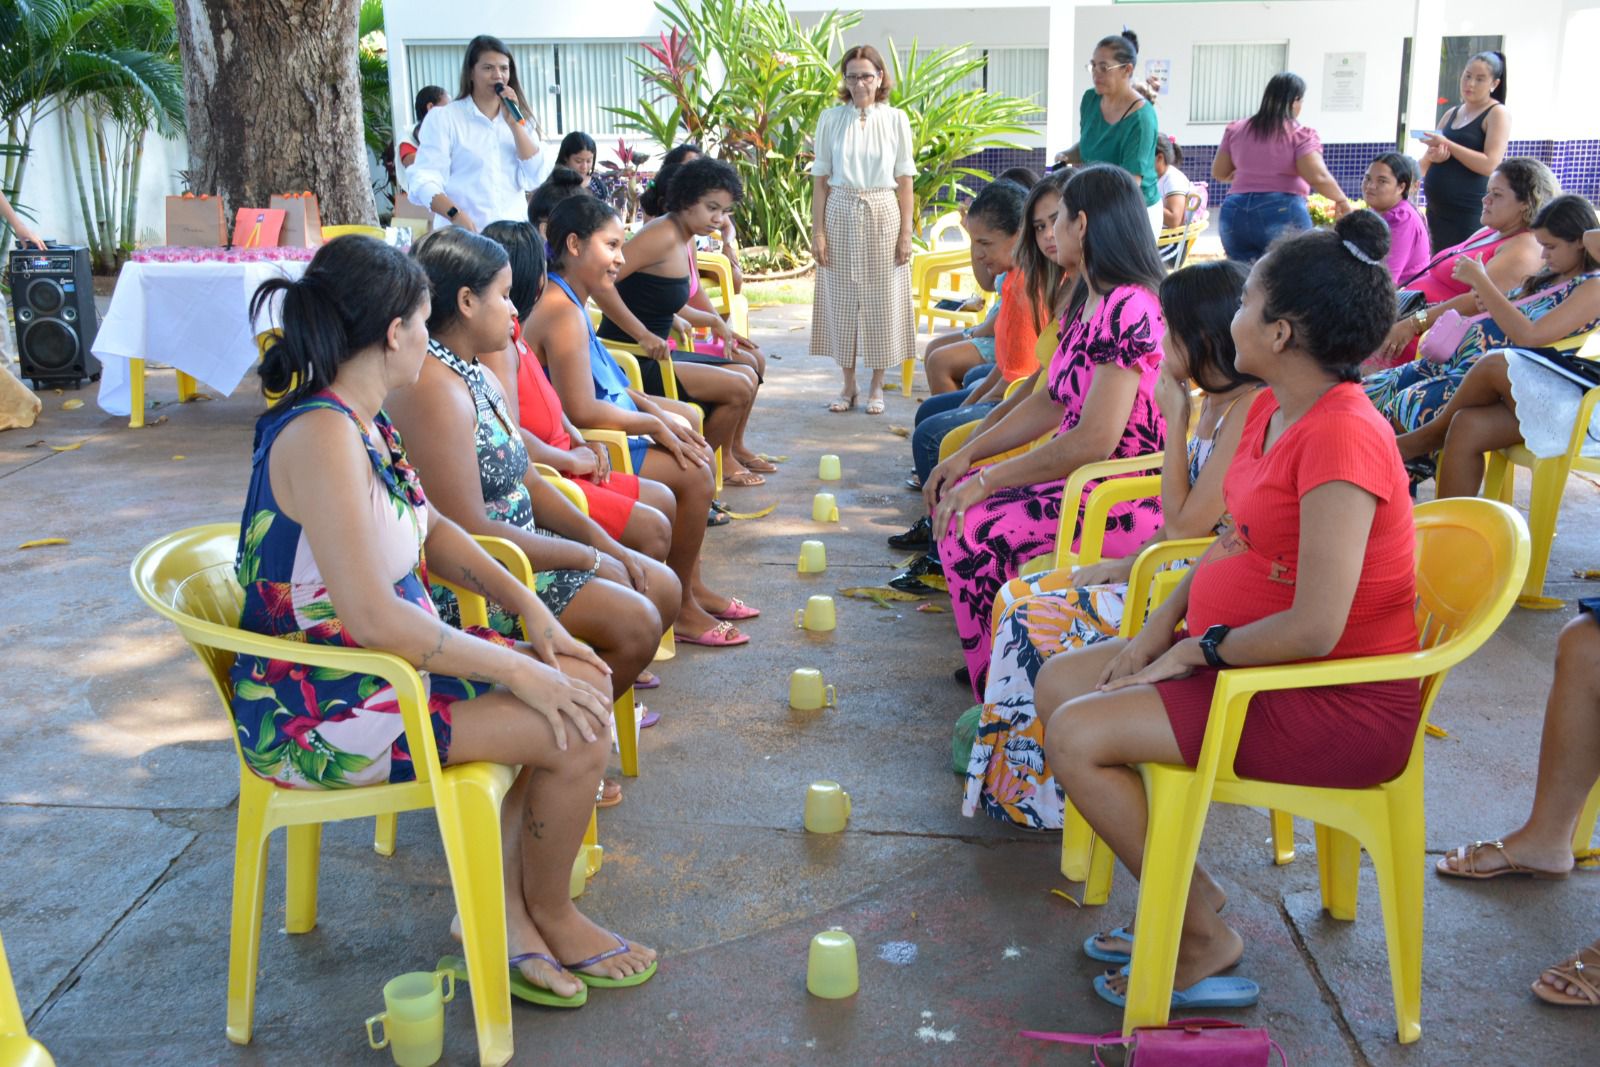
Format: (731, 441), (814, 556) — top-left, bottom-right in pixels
(1083, 927), (1135, 965)
(1093, 965), (1259, 1010)
(561, 930), (658, 989)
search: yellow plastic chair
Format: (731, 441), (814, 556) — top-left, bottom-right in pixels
(1577, 777), (1600, 859)
(0, 932), (55, 1067)
(910, 246), (982, 333)
(603, 341), (680, 402)
(1015, 455), (1165, 579)
(1117, 498), (1529, 1043)
(1481, 332), (1600, 608)
(319, 224), (385, 241)
(696, 250), (748, 334)
(131, 524), (532, 1065)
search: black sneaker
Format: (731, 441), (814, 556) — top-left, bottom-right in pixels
(888, 553), (944, 593)
(887, 516), (932, 550)
(953, 665), (971, 688)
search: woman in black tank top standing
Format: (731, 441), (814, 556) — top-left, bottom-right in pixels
(1420, 51), (1511, 252)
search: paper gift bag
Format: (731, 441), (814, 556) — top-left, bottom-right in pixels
(165, 194), (227, 247)
(270, 191), (324, 247)
(232, 207), (287, 248)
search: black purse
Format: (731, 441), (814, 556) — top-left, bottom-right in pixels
(1395, 289), (1427, 318)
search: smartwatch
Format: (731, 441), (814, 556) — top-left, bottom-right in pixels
(446, 206), (459, 220)
(1198, 624), (1232, 669)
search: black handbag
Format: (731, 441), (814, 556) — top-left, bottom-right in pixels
(1395, 289), (1427, 318)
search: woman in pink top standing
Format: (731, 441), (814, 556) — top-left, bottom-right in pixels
(1212, 73), (1352, 262)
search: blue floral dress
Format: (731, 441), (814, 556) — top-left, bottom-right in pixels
(229, 390), (509, 789)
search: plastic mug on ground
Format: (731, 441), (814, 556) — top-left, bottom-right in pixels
(806, 929), (860, 998)
(365, 969), (455, 1067)
(795, 595), (837, 633)
(812, 492), (839, 523)
(803, 780), (852, 833)
(797, 540), (827, 574)
(818, 454), (842, 481)
(789, 668), (836, 710)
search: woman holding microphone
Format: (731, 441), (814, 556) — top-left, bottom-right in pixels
(408, 35), (545, 232)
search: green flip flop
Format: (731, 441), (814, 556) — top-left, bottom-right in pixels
(436, 953), (587, 1009)
(562, 931), (659, 989)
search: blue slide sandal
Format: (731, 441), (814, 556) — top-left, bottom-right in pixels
(1093, 966), (1260, 1010)
(1083, 927), (1136, 965)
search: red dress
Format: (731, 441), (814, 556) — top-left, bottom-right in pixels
(510, 320), (641, 539)
(1155, 385), (1421, 789)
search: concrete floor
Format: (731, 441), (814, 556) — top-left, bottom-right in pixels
(2, 301), (1598, 1066)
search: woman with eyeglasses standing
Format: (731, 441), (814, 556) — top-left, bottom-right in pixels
(810, 44), (918, 415)
(1057, 30), (1161, 229)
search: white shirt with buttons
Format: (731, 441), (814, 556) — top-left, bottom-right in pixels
(407, 96), (546, 229)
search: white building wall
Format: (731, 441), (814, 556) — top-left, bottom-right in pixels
(15, 112), (187, 249)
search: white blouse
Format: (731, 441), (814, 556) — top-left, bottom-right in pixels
(811, 104), (917, 190)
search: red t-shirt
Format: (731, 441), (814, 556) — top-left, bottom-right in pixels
(511, 318), (572, 451)
(1186, 384), (1416, 661)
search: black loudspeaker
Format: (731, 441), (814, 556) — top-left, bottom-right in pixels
(9, 243), (100, 388)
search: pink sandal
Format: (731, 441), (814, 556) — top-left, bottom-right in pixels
(713, 597), (760, 621)
(677, 620), (750, 647)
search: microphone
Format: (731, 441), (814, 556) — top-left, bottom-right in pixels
(492, 82), (526, 125)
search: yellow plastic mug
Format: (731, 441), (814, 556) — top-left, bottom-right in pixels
(365, 969), (455, 1067)
(788, 668), (836, 710)
(811, 492), (839, 523)
(797, 540), (827, 574)
(818, 454), (842, 481)
(794, 595), (837, 632)
(803, 780), (852, 833)
(806, 929), (859, 998)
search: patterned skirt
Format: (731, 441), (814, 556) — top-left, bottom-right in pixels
(810, 186), (915, 370)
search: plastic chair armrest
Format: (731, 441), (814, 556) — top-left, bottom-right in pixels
(1077, 474), (1164, 567)
(580, 429), (633, 475)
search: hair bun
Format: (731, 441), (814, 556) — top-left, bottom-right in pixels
(547, 166), (584, 189)
(1334, 208), (1390, 265)
(1120, 28), (1140, 53)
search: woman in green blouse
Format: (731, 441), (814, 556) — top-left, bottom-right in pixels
(1059, 30), (1161, 229)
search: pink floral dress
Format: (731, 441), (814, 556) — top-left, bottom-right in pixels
(936, 285), (1168, 696)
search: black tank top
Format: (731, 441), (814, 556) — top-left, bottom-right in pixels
(1422, 104), (1498, 208)
(596, 271), (691, 342)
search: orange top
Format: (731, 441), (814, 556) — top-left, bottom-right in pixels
(994, 269), (1042, 382)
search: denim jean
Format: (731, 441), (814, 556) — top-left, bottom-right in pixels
(1219, 191), (1312, 262)
(913, 401), (998, 483)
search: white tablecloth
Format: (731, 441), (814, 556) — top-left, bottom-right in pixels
(93, 259), (308, 417)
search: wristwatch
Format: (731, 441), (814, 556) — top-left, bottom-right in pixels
(446, 206), (459, 220)
(1198, 624), (1232, 669)
(1411, 308), (1428, 332)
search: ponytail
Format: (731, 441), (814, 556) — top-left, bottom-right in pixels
(250, 236), (429, 411)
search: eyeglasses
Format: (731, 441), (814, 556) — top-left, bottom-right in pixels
(843, 73), (879, 83)
(1085, 61), (1130, 74)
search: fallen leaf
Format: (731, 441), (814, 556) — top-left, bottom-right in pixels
(61, 398), (84, 410)
(1424, 723), (1449, 739)
(838, 585), (925, 609)
(787, 324), (805, 331)
(755, 454), (789, 464)
(721, 502), (778, 520)
(49, 442), (83, 452)
(917, 574), (948, 592)
(190, 393), (214, 402)
(172, 455), (187, 461)
(887, 425), (911, 438)
(1049, 888), (1082, 907)
(23, 439), (45, 449)
(1573, 567), (1600, 580)
(18, 538), (69, 549)
(148, 415), (169, 426)
(915, 602), (946, 613)
(1577, 848), (1599, 870)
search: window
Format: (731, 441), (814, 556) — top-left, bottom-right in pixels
(1189, 42), (1289, 124)
(403, 40), (646, 138)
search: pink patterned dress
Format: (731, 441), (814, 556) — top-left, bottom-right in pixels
(936, 284), (1168, 696)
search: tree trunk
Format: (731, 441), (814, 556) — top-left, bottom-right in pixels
(171, 0), (376, 226)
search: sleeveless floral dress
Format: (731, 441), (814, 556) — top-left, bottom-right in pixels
(229, 391), (510, 790)
(424, 339), (593, 635)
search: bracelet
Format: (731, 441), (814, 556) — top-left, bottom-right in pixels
(588, 547), (601, 575)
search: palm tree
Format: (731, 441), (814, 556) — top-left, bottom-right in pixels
(0, 0), (186, 253)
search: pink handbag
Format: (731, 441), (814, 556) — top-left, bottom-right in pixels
(1022, 1018), (1287, 1066)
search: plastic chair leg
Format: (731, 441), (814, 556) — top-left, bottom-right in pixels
(583, 807), (602, 878)
(1482, 451), (1514, 504)
(1083, 832), (1116, 906)
(128, 358), (146, 429)
(654, 627), (676, 662)
(1060, 799), (1095, 882)
(614, 688), (639, 777)
(373, 813), (398, 857)
(1271, 810), (1296, 865)
(1575, 778), (1600, 855)
(177, 371), (198, 402)
(714, 447), (724, 495)
(1122, 768), (1210, 1034)
(1517, 457), (1572, 610)
(283, 823), (321, 934)
(435, 777), (514, 1067)
(900, 358), (915, 397)
(1371, 807), (1426, 1044)
(226, 784), (272, 1045)
(1315, 824), (1361, 921)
